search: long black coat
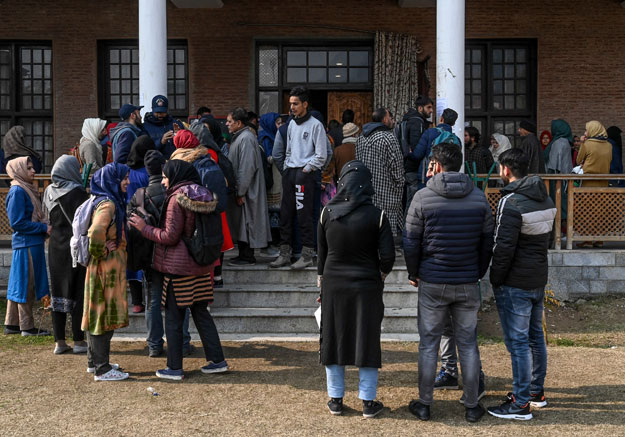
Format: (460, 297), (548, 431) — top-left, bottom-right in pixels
(48, 187), (89, 310)
(318, 204), (395, 368)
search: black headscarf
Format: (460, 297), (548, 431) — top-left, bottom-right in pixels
(607, 126), (623, 150)
(325, 160), (375, 221)
(144, 150), (165, 177)
(162, 159), (202, 194)
(201, 116), (225, 147)
(126, 135), (154, 170)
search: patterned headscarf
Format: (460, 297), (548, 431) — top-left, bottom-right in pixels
(90, 162), (130, 242)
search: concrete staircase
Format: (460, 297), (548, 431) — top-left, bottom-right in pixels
(117, 253), (418, 341)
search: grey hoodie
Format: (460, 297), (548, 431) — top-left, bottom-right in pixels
(285, 114), (327, 172)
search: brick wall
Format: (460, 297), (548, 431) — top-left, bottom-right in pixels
(0, 0), (623, 159)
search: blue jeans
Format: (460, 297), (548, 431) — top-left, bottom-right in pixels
(146, 270), (191, 352)
(494, 285), (547, 407)
(325, 365), (379, 401)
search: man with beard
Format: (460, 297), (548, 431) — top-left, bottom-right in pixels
(400, 95), (434, 206)
(142, 95), (185, 159)
(517, 120), (545, 174)
(110, 103), (146, 164)
(487, 148), (555, 421)
(464, 126), (494, 175)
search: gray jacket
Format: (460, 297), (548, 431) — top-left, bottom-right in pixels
(284, 116), (327, 172)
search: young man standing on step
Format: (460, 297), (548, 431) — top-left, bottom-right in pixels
(270, 87), (327, 270)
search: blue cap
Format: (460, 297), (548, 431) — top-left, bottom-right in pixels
(119, 103), (143, 120)
(152, 95), (169, 113)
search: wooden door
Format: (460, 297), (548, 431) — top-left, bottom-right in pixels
(327, 92), (373, 128)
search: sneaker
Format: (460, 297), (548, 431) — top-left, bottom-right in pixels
(213, 278), (224, 289)
(228, 257), (256, 266)
(260, 247), (279, 258)
(362, 400), (384, 419)
(132, 304), (145, 314)
(183, 344), (196, 357)
(434, 367), (459, 390)
(487, 398), (533, 420)
(156, 367), (184, 381)
(73, 343), (88, 354)
(21, 328), (50, 336)
(201, 360), (229, 373)
(149, 348), (164, 358)
(3, 325), (20, 335)
(530, 391), (548, 408)
(459, 371), (486, 404)
(327, 398), (343, 416)
(87, 363), (119, 374)
(54, 344), (72, 354)
(94, 368), (129, 381)
(465, 403), (486, 423)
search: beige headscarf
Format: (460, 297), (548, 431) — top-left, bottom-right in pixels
(6, 157), (47, 224)
(490, 133), (512, 163)
(80, 118), (107, 154)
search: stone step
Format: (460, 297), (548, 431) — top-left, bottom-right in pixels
(222, 265), (409, 285)
(117, 306), (418, 335)
(213, 284), (418, 308)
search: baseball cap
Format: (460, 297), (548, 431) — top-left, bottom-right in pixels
(152, 95), (169, 113)
(119, 103), (143, 120)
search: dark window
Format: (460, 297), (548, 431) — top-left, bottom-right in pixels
(0, 42), (53, 171)
(256, 42), (373, 114)
(465, 40), (537, 147)
(98, 40), (188, 121)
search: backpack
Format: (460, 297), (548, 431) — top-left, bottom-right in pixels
(193, 156), (228, 213)
(207, 144), (237, 196)
(70, 196), (108, 268)
(183, 210), (223, 266)
(394, 120), (412, 158)
(126, 187), (160, 272)
(432, 127), (461, 147)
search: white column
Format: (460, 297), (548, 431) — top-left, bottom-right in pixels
(436, 0), (465, 157)
(139, 0), (168, 116)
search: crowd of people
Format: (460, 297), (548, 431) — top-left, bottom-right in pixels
(1, 86), (621, 421)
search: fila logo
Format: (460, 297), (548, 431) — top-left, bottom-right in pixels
(295, 185), (304, 210)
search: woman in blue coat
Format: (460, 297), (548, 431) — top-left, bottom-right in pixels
(3, 157), (51, 336)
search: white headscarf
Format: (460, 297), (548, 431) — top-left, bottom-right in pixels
(490, 133), (512, 163)
(80, 118), (107, 153)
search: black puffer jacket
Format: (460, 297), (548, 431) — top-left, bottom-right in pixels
(400, 109), (428, 174)
(490, 176), (556, 289)
(403, 172), (494, 284)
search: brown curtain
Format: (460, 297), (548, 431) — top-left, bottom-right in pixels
(374, 31), (421, 122)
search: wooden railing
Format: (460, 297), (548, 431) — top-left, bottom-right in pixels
(480, 174), (625, 250)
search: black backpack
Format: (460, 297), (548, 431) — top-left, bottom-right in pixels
(183, 209), (223, 266)
(126, 187), (161, 271)
(207, 144), (237, 196)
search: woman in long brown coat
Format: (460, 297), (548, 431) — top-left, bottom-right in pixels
(577, 120), (612, 188)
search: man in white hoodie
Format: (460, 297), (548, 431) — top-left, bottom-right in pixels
(270, 86), (327, 270)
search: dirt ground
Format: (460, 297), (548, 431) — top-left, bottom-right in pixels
(1, 296), (625, 436)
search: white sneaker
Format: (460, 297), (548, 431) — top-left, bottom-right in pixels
(87, 363), (119, 374)
(94, 368), (129, 381)
(73, 344), (88, 354)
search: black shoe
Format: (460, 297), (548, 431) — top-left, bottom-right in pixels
(213, 279), (224, 289)
(408, 400), (430, 421)
(183, 344), (196, 357)
(327, 398), (343, 416)
(3, 325), (20, 335)
(228, 257), (256, 266)
(487, 399), (533, 420)
(362, 400), (384, 418)
(434, 367), (459, 390)
(149, 348), (164, 358)
(465, 403), (486, 423)
(530, 391), (548, 408)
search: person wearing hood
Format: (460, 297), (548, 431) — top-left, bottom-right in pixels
(607, 126), (624, 187)
(403, 143), (493, 423)
(516, 120), (546, 174)
(577, 120), (612, 188)
(318, 160), (395, 419)
(270, 87), (326, 270)
(3, 157), (50, 336)
(545, 119), (574, 223)
(225, 108), (271, 266)
(487, 148), (556, 421)
(129, 160), (229, 380)
(355, 107), (404, 239)
(79, 118), (108, 174)
(142, 95), (185, 159)
(110, 103), (146, 164)
(2, 126), (43, 173)
(83, 163), (131, 381)
(490, 133), (512, 171)
(171, 128), (234, 286)
(43, 155), (89, 354)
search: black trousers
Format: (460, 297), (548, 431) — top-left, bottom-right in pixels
(51, 304), (84, 342)
(87, 330), (115, 376)
(129, 279), (143, 306)
(238, 241), (255, 262)
(164, 283), (225, 371)
(280, 167), (317, 248)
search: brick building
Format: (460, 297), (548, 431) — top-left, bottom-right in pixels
(1, 0), (624, 171)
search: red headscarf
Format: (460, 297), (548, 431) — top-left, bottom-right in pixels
(173, 129), (200, 149)
(539, 130), (552, 151)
